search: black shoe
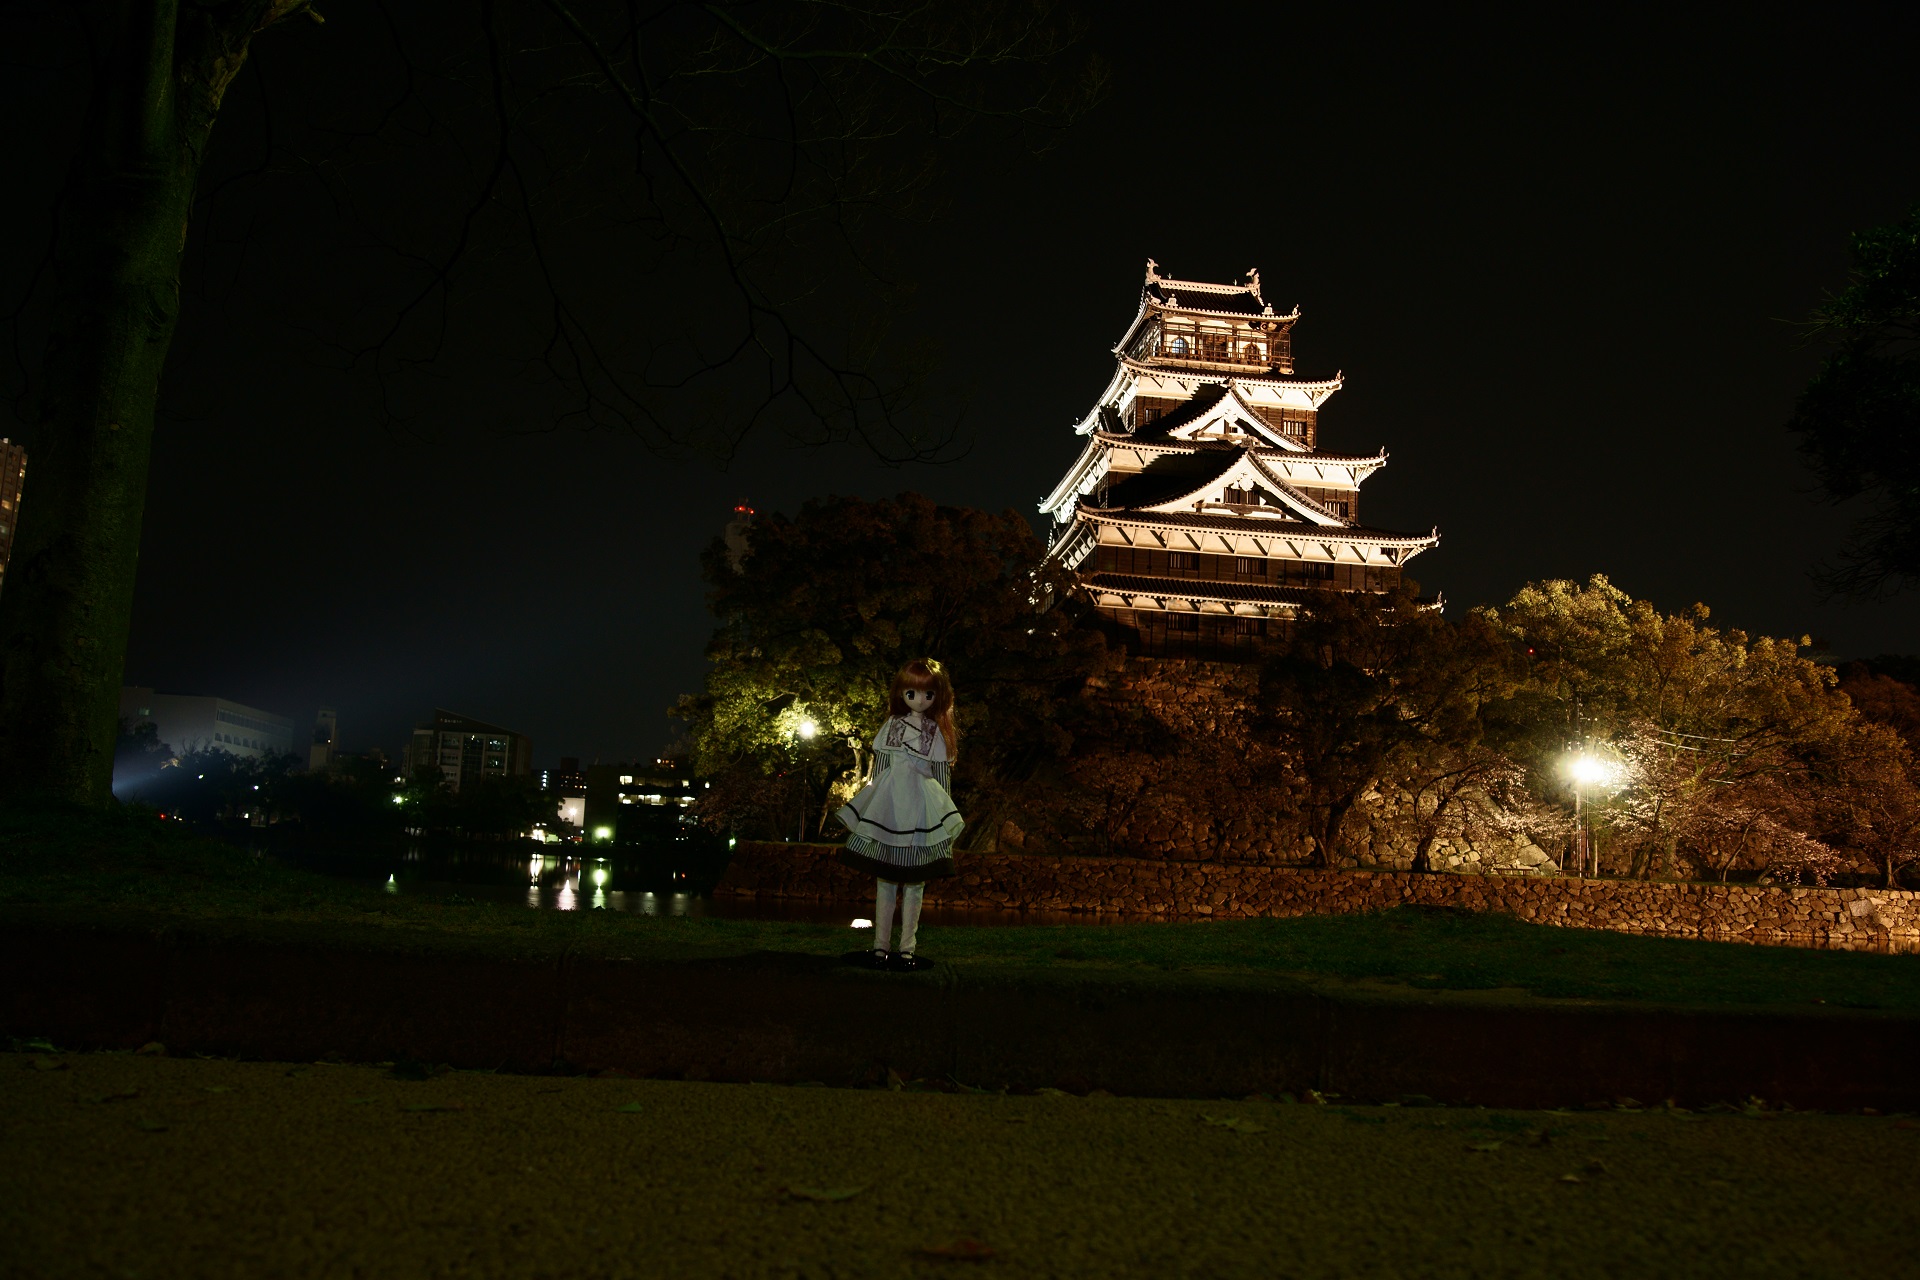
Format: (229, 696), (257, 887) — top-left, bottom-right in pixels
(842, 949), (892, 969)
(888, 952), (934, 972)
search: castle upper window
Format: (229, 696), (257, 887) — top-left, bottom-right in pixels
(1169, 336), (1188, 355)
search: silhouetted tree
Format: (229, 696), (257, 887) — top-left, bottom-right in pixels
(1, 1), (1102, 806)
(1789, 205), (1920, 596)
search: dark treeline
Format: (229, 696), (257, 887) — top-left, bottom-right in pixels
(679, 493), (1920, 888)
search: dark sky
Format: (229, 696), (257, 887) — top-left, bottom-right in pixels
(8, 4), (1919, 767)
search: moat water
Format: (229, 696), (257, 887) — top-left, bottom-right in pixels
(263, 838), (1918, 951)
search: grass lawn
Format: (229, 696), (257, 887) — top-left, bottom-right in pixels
(5, 804), (1917, 1014)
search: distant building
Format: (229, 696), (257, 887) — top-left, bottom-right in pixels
(405, 709), (533, 792)
(0, 438), (26, 598)
(541, 757), (588, 835)
(541, 756), (587, 794)
(309, 708), (339, 772)
(120, 687), (297, 762)
(584, 758), (700, 839)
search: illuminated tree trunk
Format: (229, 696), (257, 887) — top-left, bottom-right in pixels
(0, 1), (296, 805)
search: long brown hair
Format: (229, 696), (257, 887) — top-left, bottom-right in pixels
(888, 658), (957, 760)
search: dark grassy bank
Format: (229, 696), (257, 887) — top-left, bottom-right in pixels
(6, 805), (1917, 1013)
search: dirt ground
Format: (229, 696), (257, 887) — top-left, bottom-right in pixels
(2, 1050), (1910, 1279)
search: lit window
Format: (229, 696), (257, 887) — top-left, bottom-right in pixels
(619, 775), (633, 784)
(1169, 336), (1188, 355)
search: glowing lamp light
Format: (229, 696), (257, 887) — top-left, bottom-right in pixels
(1567, 754), (1616, 786)
(798, 719), (818, 740)
(392, 794), (406, 805)
(592, 825), (613, 842)
(851, 917), (874, 929)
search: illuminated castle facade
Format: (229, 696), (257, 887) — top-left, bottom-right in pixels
(1039, 262), (1438, 656)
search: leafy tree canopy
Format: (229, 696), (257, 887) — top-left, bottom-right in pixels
(674, 492), (1109, 838)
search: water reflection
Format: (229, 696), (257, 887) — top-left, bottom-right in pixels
(260, 836), (1920, 946)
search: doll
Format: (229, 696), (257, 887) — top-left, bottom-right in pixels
(835, 658), (963, 971)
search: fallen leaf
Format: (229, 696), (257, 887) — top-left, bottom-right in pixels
(31, 1056), (66, 1072)
(1004, 1116), (1029, 1124)
(1527, 1129), (1553, 1147)
(1034, 1088), (1069, 1098)
(616, 1102), (645, 1113)
(348, 1097), (379, 1105)
(136, 1042), (167, 1057)
(398, 1102), (469, 1113)
(886, 1068), (906, 1092)
(1583, 1159), (1609, 1175)
(1202, 1115), (1268, 1134)
(134, 1119), (169, 1132)
(1467, 1140), (1504, 1153)
(1557, 1173), (1583, 1184)
(916, 1239), (997, 1261)
(787, 1185), (868, 1202)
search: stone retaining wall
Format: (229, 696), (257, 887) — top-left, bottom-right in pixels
(715, 842), (1920, 947)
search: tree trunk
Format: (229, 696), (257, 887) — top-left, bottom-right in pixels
(1315, 795), (1356, 868)
(0, 2), (286, 805)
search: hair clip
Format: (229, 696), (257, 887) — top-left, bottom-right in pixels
(924, 658), (943, 674)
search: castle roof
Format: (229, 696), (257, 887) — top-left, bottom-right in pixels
(1085, 572), (1322, 608)
(1078, 506), (1439, 550)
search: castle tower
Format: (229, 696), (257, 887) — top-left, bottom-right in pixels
(1038, 262), (1438, 656)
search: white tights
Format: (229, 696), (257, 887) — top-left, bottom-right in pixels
(872, 880), (925, 955)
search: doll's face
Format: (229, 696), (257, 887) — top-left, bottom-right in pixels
(901, 686), (937, 713)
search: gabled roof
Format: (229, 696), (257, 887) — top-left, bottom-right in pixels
(1125, 449), (1345, 527)
(1133, 381), (1311, 451)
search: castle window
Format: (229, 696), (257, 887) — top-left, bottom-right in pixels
(1169, 336), (1188, 355)
(1167, 552), (1200, 572)
(1234, 557), (1266, 576)
(1224, 486), (1253, 506)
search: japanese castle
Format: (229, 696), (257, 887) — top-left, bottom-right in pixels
(1039, 261), (1438, 656)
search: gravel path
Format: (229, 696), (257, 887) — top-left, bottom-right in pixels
(3, 1050), (1909, 1278)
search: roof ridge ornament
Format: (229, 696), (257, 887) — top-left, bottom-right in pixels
(1145, 257), (1161, 283)
(1245, 268), (1263, 304)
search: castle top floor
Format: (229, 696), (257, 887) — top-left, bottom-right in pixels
(1114, 261), (1300, 376)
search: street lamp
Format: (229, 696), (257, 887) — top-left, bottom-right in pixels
(798, 718), (818, 740)
(1563, 751), (1619, 877)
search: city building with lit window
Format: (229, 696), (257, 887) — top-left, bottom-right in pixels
(584, 759), (701, 840)
(404, 710), (533, 792)
(0, 438), (26, 598)
(1039, 262), (1439, 656)
(119, 686), (297, 762)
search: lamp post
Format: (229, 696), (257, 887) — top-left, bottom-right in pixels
(793, 716), (818, 843)
(1565, 752), (1612, 878)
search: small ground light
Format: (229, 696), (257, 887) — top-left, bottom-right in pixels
(851, 917), (873, 929)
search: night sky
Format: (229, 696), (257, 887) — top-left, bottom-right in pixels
(8, 4), (1919, 767)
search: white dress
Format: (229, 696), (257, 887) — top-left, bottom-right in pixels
(834, 715), (963, 882)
